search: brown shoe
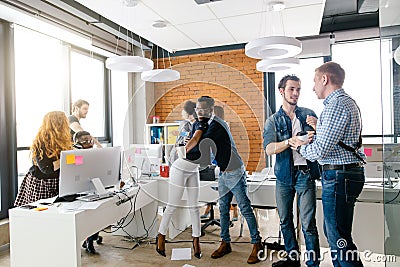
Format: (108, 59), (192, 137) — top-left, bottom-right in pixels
(155, 233), (166, 257)
(211, 240), (232, 259)
(247, 242), (264, 264)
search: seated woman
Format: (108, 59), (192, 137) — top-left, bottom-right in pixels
(14, 111), (72, 206)
(73, 131), (103, 254)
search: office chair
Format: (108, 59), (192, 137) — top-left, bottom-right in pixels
(200, 201), (221, 236)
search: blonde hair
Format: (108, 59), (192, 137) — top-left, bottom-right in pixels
(31, 111), (72, 163)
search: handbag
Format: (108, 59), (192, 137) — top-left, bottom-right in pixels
(199, 165), (216, 181)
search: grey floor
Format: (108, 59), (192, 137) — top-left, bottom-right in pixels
(0, 207), (386, 266)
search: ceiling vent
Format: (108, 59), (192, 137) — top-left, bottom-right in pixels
(194, 0), (222, 5)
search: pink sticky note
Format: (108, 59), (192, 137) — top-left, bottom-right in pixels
(75, 155), (84, 165)
(364, 148), (373, 157)
(135, 148), (142, 154)
(128, 155), (132, 163)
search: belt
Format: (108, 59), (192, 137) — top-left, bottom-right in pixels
(294, 165), (308, 172)
(322, 162), (363, 171)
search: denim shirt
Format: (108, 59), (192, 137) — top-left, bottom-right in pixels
(263, 106), (321, 184)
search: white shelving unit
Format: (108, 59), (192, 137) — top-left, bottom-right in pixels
(145, 122), (180, 163)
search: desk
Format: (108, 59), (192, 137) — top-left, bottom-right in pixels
(9, 180), (157, 267)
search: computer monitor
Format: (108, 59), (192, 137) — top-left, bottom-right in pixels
(59, 146), (121, 197)
(123, 144), (162, 177)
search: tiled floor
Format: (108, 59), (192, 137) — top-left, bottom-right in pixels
(0, 207), (390, 266)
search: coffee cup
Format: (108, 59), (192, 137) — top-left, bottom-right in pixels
(176, 145), (186, 159)
(296, 131), (309, 142)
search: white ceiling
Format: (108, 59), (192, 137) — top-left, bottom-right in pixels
(74, 0), (326, 52)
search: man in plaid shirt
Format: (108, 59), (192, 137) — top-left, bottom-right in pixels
(290, 61), (366, 267)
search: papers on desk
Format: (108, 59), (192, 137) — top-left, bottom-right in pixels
(59, 201), (102, 212)
(171, 248), (191, 260)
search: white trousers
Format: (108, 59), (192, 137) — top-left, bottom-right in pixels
(158, 158), (201, 237)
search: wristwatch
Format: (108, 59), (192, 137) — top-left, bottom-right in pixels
(284, 139), (289, 146)
(296, 145), (301, 153)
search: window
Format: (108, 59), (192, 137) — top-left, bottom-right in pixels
(332, 39), (390, 137)
(111, 71), (129, 148)
(70, 50), (106, 139)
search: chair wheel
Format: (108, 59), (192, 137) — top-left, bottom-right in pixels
(97, 235), (103, 244)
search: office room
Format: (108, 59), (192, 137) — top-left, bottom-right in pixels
(0, 0), (399, 266)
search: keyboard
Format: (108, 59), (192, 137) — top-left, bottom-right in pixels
(77, 192), (115, 202)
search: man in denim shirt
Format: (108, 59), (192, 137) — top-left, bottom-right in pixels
(263, 75), (320, 267)
(290, 62), (365, 267)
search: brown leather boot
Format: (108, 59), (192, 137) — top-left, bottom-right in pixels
(211, 240), (232, 259)
(247, 242), (264, 264)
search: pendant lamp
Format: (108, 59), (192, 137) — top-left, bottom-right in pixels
(106, 56), (153, 72)
(105, 4), (153, 73)
(256, 57), (300, 72)
(245, 0), (302, 72)
(245, 36), (302, 60)
(141, 47), (180, 82)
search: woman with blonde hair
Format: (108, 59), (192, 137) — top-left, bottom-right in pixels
(14, 111), (72, 206)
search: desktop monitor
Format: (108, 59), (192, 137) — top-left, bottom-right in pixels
(123, 144), (162, 177)
(59, 146), (121, 197)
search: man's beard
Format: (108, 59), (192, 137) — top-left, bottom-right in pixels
(284, 95), (297, 106)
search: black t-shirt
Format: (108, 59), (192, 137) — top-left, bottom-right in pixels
(200, 116), (243, 171)
(185, 119), (209, 162)
(68, 115), (80, 139)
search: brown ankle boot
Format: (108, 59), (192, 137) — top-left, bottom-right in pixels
(156, 233), (166, 257)
(211, 240), (232, 259)
(247, 242), (264, 264)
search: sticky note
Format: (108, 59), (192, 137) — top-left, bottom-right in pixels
(128, 155), (132, 163)
(135, 148), (142, 154)
(364, 148), (373, 157)
(75, 156), (84, 165)
(66, 154), (76, 164)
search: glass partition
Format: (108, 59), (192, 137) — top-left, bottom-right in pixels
(380, 0), (400, 265)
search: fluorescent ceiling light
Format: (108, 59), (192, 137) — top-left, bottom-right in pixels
(105, 56), (154, 72)
(245, 36), (302, 59)
(141, 69), (180, 82)
(256, 57), (300, 72)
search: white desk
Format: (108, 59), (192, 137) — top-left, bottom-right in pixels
(9, 180), (157, 267)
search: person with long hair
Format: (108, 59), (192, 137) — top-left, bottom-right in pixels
(14, 111), (72, 206)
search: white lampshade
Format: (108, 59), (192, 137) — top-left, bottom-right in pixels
(105, 56), (154, 72)
(141, 69), (180, 82)
(245, 36), (302, 60)
(256, 57), (300, 72)
(394, 46), (400, 66)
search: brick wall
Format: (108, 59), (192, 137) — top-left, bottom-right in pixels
(151, 49), (266, 172)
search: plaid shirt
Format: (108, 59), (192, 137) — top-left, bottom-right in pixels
(300, 88), (366, 165)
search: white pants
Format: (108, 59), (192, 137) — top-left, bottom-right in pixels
(158, 158), (201, 237)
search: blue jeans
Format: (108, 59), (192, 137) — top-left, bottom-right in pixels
(276, 170), (320, 267)
(218, 165), (261, 244)
(322, 167), (365, 267)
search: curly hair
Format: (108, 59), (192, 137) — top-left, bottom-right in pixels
(31, 111), (72, 163)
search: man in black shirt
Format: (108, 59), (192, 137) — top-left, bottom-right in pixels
(194, 96), (263, 264)
(68, 99), (102, 148)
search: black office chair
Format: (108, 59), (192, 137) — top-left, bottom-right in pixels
(200, 201), (220, 236)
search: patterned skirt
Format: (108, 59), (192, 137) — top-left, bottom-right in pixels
(14, 173), (59, 207)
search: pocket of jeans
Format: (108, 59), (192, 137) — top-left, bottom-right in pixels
(345, 177), (364, 203)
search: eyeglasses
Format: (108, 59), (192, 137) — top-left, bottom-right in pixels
(195, 108), (209, 112)
(78, 139), (93, 145)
